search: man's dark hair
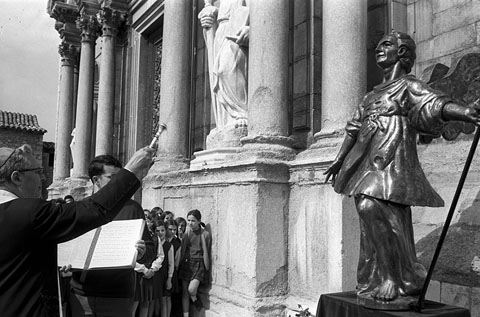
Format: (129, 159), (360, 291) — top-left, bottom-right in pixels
(88, 155), (122, 183)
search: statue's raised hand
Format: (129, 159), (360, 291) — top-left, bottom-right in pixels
(236, 26), (250, 46)
(198, 5), (218, 29)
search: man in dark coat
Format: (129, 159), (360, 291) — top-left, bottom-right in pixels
(69, 155), (155, 316)
(0, 144), (154, 316)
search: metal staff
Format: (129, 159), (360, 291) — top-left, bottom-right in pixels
(413, 126), (480, 312)
(149, 123), (167, 148)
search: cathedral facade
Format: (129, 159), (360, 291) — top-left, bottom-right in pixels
(47, 0), (480, 315)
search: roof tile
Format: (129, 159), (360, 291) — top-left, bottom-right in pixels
(0, 110), (47, 134)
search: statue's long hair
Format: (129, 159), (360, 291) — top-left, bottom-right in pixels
(392, 31), (416, 74)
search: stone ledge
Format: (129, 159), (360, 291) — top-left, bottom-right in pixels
(147, 154), (189, 174)
(206, 285), (287, 317)
(189, 147), (240, 171)
(144, 159), (292, 190)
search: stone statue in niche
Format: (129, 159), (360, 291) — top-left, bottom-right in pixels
(69, 128), (76, 173)
(324, 31), (480, 310)
(198, 0), (249, 147)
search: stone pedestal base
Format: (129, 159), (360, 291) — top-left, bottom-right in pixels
(47, 177), (91, 201)
(206, 125), (248, 149)
(317, 291), (471, 316)
(148, 154), (189, 174)
(47, 181), (68, 200)
(190, 147), (240, 171)
(294, 130), (345, 163)
(238, 135), (295, 162)
(142, 160), (290, 317)
(357, 292), (417, 311)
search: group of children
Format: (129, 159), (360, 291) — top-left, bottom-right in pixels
(133, 208), (211, 317)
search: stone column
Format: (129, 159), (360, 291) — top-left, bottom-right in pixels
(72, 13), (101, 178)
(149, 0), (192, 173)
(240, 0), (294, 161)
(95, 7), (126, 156)
(53, 42), (78, 181)
(73, 61), (79, 129)
(290, 0), (367, 296)
(316, 0), (367, 138)
(48, 1), (80, 188)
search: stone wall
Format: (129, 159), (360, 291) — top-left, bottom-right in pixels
(0, 129), (44, 162)
(143, 162), (290, 316)
(287, 153), (359, 315)
(407, 0), (480, 76)
(412, 137), (480, 312)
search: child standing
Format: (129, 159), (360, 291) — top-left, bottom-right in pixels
(133, 220), (165, 317)
(178, 209), (211, 316)
(175, 217), (187, 241)
(166, 219), (182, 317)
(154, 220), (174, 317)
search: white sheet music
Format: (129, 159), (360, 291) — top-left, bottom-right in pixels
(58, 219), (145, 270)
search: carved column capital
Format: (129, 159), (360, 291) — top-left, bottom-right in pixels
(50, 1), (79, 24)
(55, 21), (65, 36)
(58, 42), (79, 67)
(97, 7), (127, 37)
(76, 13), (101, 43)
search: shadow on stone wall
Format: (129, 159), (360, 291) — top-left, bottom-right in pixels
(417, 187), (480, 287)
(416, 52), (480, 288)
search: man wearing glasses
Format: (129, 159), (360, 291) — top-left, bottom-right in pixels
(69, 155), (154, 317)
(0, 144), (154, 316)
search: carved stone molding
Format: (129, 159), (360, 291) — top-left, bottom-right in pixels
(97, 7), (127, 38)
(74, 0), (100, 16)
(50, 2), (81, 46)
(51, 2), (79, 23)
(55, 21), (64, 35)
(56, 21), (81, 47)
(76, 13), (102, 43)
(58, 42), (79, 67)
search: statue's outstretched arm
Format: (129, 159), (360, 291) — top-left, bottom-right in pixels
(442, 100), (480, 126)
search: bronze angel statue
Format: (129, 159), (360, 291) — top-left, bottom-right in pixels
(324, 31), (480, 310)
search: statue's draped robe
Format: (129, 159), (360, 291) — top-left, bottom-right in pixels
(211, 0), (248, 128)
(334, 75), (451, 297)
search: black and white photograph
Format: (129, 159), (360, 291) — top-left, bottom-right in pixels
(1, 1), (480, 316)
